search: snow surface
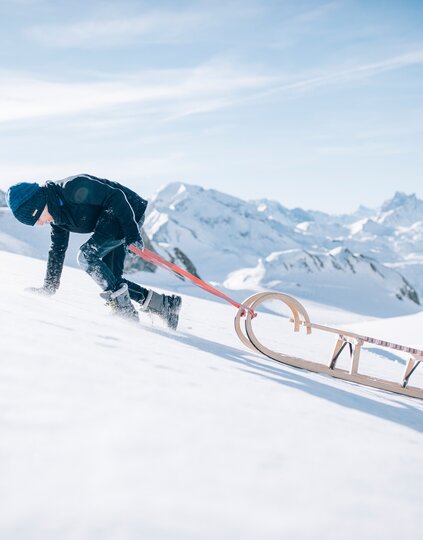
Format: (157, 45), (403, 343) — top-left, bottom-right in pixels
(1, 250), (422, 539)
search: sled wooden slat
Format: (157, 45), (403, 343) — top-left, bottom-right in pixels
(402, 358), (421, 388)
(350, 340), (363, 375)
(235, 292), (423, 400)
(297, 321), (423, 358)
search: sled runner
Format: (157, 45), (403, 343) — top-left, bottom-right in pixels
(235, 292), (423, 400)
(130, 246), (423, 400)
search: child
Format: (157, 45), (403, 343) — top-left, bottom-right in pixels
(7, 174), (181, 329)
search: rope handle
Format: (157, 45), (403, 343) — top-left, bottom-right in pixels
(129, 246), (257, 318)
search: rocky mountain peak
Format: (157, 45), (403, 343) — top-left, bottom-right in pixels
(381, 192), (418, 212)
(143, 182), (423, 314)
(377, 192), (423, 227)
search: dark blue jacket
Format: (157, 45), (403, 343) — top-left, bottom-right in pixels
(44, 174), (148, 291)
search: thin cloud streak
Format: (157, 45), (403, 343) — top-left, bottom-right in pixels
(2, 48), (422, 126)
(25, 3), (260, 48)
(164, 48), (423, 121)
(294, 0), (343, 23)
(28, 11), (205, 47)
(250, 49), (423, 100)
(0, 63), (273, 123)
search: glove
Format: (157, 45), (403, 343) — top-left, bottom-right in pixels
(25, 286), (55, 296)
(126, 236), (144, 253)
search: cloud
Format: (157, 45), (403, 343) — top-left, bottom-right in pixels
(25, 3), (261, 48)
(1, 46), (422, 127)
(28, 10), (206, 47)
(0, 62), (273, 124)
(294, 1), (343, 23)
(251, 49), (423, 100)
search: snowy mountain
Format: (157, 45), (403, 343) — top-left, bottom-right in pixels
(144, 183), (421, 315)
(224, 247), (419, 316)
(145, 183), (302, 280)
(0, 189), (6, 207)
(378, 192), (423, 227)
(1, 182), (422, 316)
(1, 249), (422, 539)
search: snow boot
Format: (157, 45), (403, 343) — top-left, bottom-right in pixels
(100, 283), (139, 322)
(140, 290), (182, 330)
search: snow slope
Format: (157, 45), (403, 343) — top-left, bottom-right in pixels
(1, 250), (422, 539)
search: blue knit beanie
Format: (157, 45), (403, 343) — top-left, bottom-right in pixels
(6, 182), (47, 226)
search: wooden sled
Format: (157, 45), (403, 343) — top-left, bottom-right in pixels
(235, 292), (423, 400)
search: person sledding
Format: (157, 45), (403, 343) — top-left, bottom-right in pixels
(6, 173), (182, 329)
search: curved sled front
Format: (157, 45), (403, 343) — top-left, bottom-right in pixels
(235, 292), (423, 400)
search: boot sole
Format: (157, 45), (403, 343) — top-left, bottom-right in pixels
(168, 296), (182, 331)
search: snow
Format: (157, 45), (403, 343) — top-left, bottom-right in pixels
(224, 247), (421, 317)
(143, 183), (423, 308)
(1, 249), (422, 539)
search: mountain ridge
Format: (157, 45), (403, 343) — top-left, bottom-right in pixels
(0, 181), (422, 316)
(144, 182), (422, 315)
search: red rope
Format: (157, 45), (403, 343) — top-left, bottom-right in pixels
(129, 246), (257, 318)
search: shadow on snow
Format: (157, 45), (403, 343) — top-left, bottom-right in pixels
(142, 324), (423, 435)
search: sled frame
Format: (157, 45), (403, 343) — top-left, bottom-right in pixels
(235, 292), (423, 400)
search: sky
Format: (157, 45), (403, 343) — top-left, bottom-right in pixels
(0, 0), (422, 213)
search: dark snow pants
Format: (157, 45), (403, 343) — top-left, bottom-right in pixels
(77, 222), (148, 304)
